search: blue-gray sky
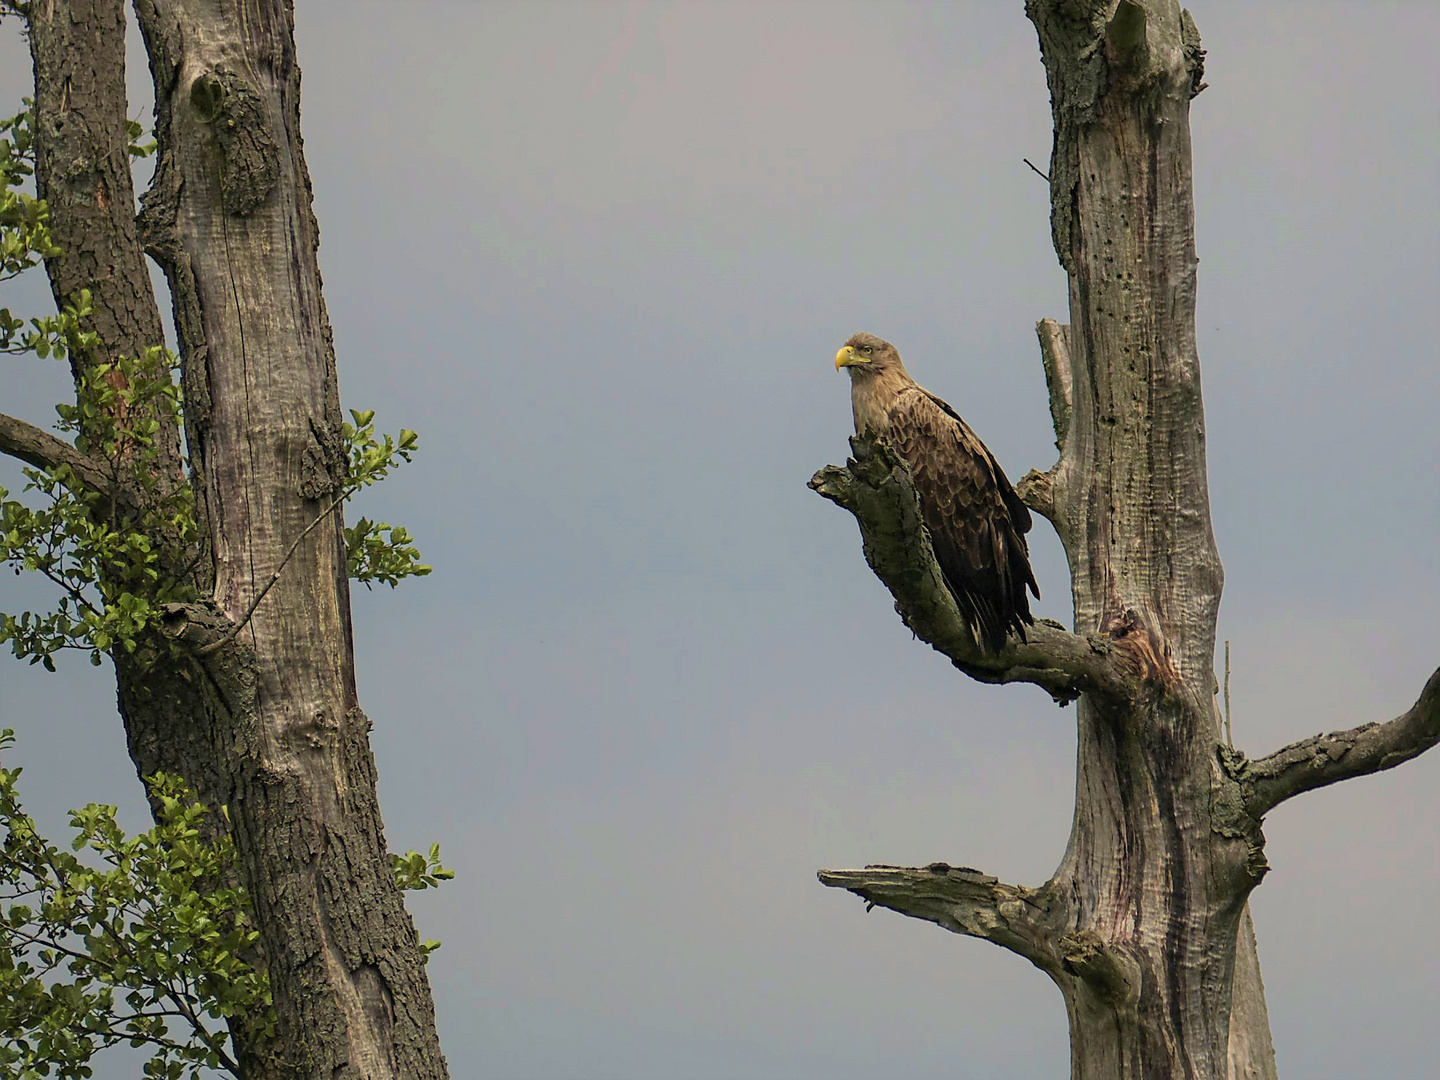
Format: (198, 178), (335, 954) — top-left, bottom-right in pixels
(1, 3), (1437, 1078)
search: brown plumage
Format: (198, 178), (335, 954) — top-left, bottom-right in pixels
(835, 331), (1038, 653)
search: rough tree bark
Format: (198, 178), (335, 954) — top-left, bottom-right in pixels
(811, 3), (1440, 1078)
(4, 1), (449, 1075)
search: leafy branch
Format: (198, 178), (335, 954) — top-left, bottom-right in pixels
(0, 102), (61, 290)
(125, 118), (157, 161)
(341, 410), (433, 588)
(0, 731), (455, 1077)
(1, 346), (199, 669)
(0, 734), (266, 1079)
(390, 844), (455, 959)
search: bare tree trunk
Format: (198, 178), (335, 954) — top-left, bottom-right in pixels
(821, 4), (1256, 1075)
(812, 3), (1438, 1077)
(1027, 4), (1261, 1073)
(130, 1), (449, 1074)
(7, 1), (450, 1075)
(22, 4), (276, 1073)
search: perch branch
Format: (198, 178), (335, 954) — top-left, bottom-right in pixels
(817, 862), (1061, 971)
(1238, 665), (1440, 816)
(809, 434), (1130, 704)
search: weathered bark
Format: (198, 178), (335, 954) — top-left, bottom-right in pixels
(1022, 7), (1274, 1072)
(21, 6), (278, 1075)
(9, 1), (449, 1075)
(820, 3), (1266, 1075)
(813, 2), (1434, 1078)
(23, 0), (228, 814)
(129, 1), (449, 1075)
(26, 0), (182, 485)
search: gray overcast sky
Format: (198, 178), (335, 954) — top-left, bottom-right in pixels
(1, 2), (1437, 1078)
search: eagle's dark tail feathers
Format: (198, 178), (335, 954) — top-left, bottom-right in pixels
(935, 534), (1039, 655)
(949, 582), (1034, 656)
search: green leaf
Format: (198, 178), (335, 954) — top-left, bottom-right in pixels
(1, 736), (276, 1076)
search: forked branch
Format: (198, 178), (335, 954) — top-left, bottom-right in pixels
(817, 863), (1061, 972)
(809, 434), (1129, 704)
(1239, 665), (1440, 816)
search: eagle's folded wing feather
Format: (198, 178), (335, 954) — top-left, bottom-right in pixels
(886, 387), (1039, 653)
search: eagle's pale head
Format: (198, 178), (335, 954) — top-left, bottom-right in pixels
(834, 332), (904, 379)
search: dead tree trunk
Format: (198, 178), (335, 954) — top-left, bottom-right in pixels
(3, 1), (450, 1075)
(811, 3), (1440, 1078)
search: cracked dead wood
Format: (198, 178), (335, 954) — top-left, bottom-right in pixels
(817, 864), (1064, 974)
(813, 3), (1433, 1078)
(9, 1), (450, 1076)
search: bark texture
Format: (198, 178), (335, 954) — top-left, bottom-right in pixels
(26, 0), (182, 486)
(22, 4), (274, 1072)
(23, 0), (226, 822)
(813, 2), (1434, 1078)
(131, 2), (448, 1074)
(1025, 6), (1261, 1074)
(10, 1), (450, 1075)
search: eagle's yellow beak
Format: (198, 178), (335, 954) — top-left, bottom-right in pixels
(835, 345), (857, 370)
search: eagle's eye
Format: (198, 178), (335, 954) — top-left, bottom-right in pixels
(860, 345), (873, 355)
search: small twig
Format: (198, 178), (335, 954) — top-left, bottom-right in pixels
(36, 564), (104, 619)
(196, 490), (348, 656)
(1224, 640), (1233, 748)
(1023, 157), (1051, 183)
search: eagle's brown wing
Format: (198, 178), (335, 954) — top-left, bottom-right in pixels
(885, 385), (1039, 653)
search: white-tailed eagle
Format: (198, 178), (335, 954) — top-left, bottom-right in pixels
(835, 331), (1039, 653)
